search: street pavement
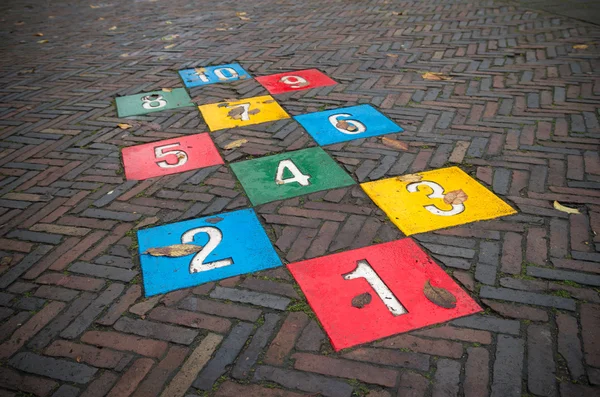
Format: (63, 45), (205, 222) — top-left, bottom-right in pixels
(0, 0), (599, 396)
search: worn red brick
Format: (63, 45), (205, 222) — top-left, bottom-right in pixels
(148, 306), (231, 333)
(97, 285), (142, 326)
(264, 312), (310, 365)
(581, 303), (600, 367)
(35, 272), (105, 291)
(501, 232), (523, 274)
(45, 339), (129, 369)
(464, 347), (489, 397)
(374, 334), (463, 358)
(48, 230), (106, 270)
(526, 227), (547, 266)
(215, 381), (307, 397)
(107, 358), (154, 397)
(412, 325), (492, 344)
(81, 331), (168, 358)
(132, 346), (188, 397)
(482, 299), (548, 322)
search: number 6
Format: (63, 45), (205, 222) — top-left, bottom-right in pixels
(328, 114), (366, 135)
(154, 143), (188, 169)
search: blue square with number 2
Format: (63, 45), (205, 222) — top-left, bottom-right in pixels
(294, 104), (403, 146)
(137, 208), (282, 296)
(178, 63), (250, 88)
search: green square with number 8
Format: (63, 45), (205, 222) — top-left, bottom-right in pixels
(115, 88), (194, 117)
(230, 147), (356, 206)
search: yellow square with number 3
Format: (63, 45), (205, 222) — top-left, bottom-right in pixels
(198, 95), (290, 131)
(361, 167), (516, 235)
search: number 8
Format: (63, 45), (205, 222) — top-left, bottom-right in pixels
(141, 94), (167, 110)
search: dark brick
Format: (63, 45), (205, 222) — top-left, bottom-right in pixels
(451, 315), (520, 335)
(97, 284), (142, 326)
(465, 347), (489, 397)
(480, 286), (576, 311)
(6, 230), (62, 245)
(45, 339), (131, 369)
(148, 306), (231, 333)
(0, 367), (58, 397)
(491, 335), (524, 397)
(264, 312), (310, 365)
(527, 324), (557, 396)
(9, 352), (97, 384)
(581, 303), (600, 368)
(82, 208), (141, 221)
(253, 365), (353, 397)
(210, 286), (290, 310)
(375, 334), (463, 358)
(132, 346), (188, 397)
(397, 371), (430, 397)
(34, 285), (79, 301)
(106, 358), (154, 397)
(240, 277), (299, 299)
(232, 313), (280, 379)
(296, 319), (326, 351)
(0, 245), (53, 288)
(342, 347), (429, 371)
(51, 385), (80, 397)
(527, 266), (600, 287)
(556, 313), (585, 380)
(81, 331), (167, 358)
(178, 296), (261, 322)
(215, 381), (307, 397)
(114, 316), (199, 345)
(432, 359), (461, 397)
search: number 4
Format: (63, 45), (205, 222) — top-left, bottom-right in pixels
(275, 159), (311, 186)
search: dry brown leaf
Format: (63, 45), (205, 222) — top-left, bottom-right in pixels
(109, 26), (117, 31)
(15, 21), (25, 26)
(351, 292), (372, 309)
(263, 99), (276, 104)
(37, 40), (49, 44)
(553, 201), (580, 215)
(162, 88), (173, 92)
(223, 139), (248, 150)
(391, 11), (404, 15)
(423, 280), (456, 309)
(238, 16), (251, 21)
(336, 120), (358, 132)
(381, 137), (409, 151)
(422, 72), (451, 81)
(216, 28), (228, 31)
(443, 189), (468, 205)
(144, 244), (203, 257)
(117, 123), (132, 130)
(236, 12), (247, 16)
(386, 53), (398, 58)
(227, 106), (246, 120)
(397, 174), (423, 183)
(90, 5), (100, 8)
(573, 44), (588, 50)
(34, 33), (44, 37)
(76, 356), (82, 363)
(81, 43), (92, 48)
(248, 108), (260, 115)
(98, 17), (104, 21)
(205, 216), (224, 224)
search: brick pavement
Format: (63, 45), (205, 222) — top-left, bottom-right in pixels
(0, 0), (599, 396)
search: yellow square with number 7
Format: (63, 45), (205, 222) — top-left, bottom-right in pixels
(198, 95), (290, 131)
(361, 167), (516, 235)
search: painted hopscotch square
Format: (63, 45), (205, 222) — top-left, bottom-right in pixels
(255, 69), (337, 95)
(198, 95), (290, 131)
(179, 63), (250, 88)
(138, 208), (282, 296)
(294, 104), (403, 146)
(361, 167), (516, 236)
(116, 88), (194, 117)
(122, 133), (223, 181)
(230, 147), (355, 206)
(287, 238), (482, 351)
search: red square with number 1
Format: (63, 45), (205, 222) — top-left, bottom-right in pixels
(287, 238), (482, 351)
(122, 133), (224, 181)
(255, 69), (337, 95)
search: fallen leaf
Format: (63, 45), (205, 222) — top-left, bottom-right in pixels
(391, 11), (404, 15)
(162, 88), (173, 92)
(164, 44), (176, 49)
(34, 33), (44, 37)
(205, 216), (224, 224)
(224, 139), (248, 150)
(381, 137), (409, 151)
(239, 16), (251, 21)
(263, 99), (276, 103)
(117, 123), (132, 130)
(236, 12), (247, 16)
(216, 28), (228, 31)
(386, 53), (398, 58)
(90, 5), (100, 8)
(423, 280), (456, 309)
(98, 17), (104, 21)
(165, 21), (172, 24)
(15, 21), (25, 26)
(573, 44), (588, 50)
(76, 356), (82, 363)
(397, 174), (422, 183)
(120, 53), (129, 58)
(109, 26), (117, 31)
(248, 108), (260, 115)
(553, 201), (580, 214)
(161, 34), (179, 41)
(144, 244), (203, 257)
(422, 72), (451, 81)
(336, 120), (358, 132)
(227, 106), (246, 120)
(37, 40), (49, 44)
(351, 292), (372, 308)
(443, 189), (468, 205)
(81, 43), (92, 48)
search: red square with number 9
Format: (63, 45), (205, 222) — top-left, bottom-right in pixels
(287, 238), (482, 351)
(122, 133), (224, 181)
(255, 69), (337, 95)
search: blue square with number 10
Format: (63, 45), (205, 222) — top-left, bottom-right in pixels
(137, 208), (281, 296)
(178, 63), (251, 88)
(294, 104), (403, 146)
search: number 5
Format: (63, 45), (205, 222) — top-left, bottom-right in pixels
(328, 114), (366, 135)
(406, 181), (465, 216)
(154, 143), (188, 169)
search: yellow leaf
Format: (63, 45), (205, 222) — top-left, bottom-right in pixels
(216, 28), (227, 31)
(165, 21), (172, 25)
(224, 139), (248, 150)
(162, 88), (173, 92)
(422, 72), (451, 81)
(117, 123), (132, 130)
(120, 53), (129, 58)
(164, 44), (176, 49)
(553, 201), (580, 214)
(161, 34), (179, 41)
(144, 244), (204, 257)
(109, 26), (117, 31)
(37, 40), (49, 44)
(386, 53), (398, 58)
(194, 67), (206, 75)
(34, 33), (44, 37)
(573, 44), (588, 50)
(236, 12), (247, 16)
(90, 5), (100, 8)
(98, 17), (104, 21)
(397, 174), (422, 183)
(381, 137), (409, 151)
(239, 16), (251, 21)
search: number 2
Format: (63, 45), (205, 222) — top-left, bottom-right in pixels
(328, 114), (367, 135)
(181, 227), (233, 274)
(154, 143), (188, 169)
(406, 181), (465, 216)
(343, 259), (407, 316)
(275, 159), (311, 186)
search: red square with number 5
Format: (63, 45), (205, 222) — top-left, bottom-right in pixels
(287, 238), (482, 351)
(122, 133), (224, 181)
(255, 69), (337, 95)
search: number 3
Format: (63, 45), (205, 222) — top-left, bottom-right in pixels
(406, 181), (465, 216)
(154, 143), (188, 169)
(181, 227), (233, 273)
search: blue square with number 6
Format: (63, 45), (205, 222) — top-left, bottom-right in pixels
(137, 208), (281, 296)
(294, 104), (403, 146)
(178, 63), (251, 88)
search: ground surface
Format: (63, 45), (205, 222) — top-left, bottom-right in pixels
(0, 0), (599, 396)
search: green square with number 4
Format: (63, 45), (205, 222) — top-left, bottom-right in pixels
(115, 88), (194, 117)
(231, 147), (356, 206)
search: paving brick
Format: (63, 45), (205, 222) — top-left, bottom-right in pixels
(527, 324), (557, 396)
(9, 352), (97, 384)
(295, 319), (326, 352)
(45, 339), (131, 369)
(240, 277), (299, 299)
(34, 285), (79, 301)
(81, 331), (168, 358)
(210, 286), (290, 310)
(528, 266), (600, 287)
(148, 306), (231, 333)
(432, 359), (461, 397)
(215, 381), (308, 397)
(253, 365), (353, 397)
(114, 316), (199, 345)
(107, 358), (154, 397)
(97, 284), (142, 326)
(481, 299), (548, 322)
(0, 245), (53, 288)
(451, 315), (520, 335)
(397, 371), (430, 397)
(132, 346), (188, 397)
(375, 334), (463, 358)
(178, 296), (261, 322)
(491, 335), (524, 397)
(0, 367), (58, 397)
(342, 347), (430, 371)
(232, 313), (280, 379)
(264, 312), (310, 365)
(580, 303), (600, 368)
(412, 325), (492, 344)
(35, 273), (105, 291)
(556, 313), (585, 380)
(464, 347), (489, 397)
(480, 286), (576, 311)
(193, 322), (254, 390)
(51, 385), (80, 397)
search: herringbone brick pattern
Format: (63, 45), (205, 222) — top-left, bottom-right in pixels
(0, 0), (599, 396)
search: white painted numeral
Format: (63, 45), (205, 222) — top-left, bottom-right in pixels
(275, 159), (311, 186)
(181, 227), (233, 273)
(214, 67), (238, 80)
(141, 94), (167, 110)
(328, 114), (367, 135)
(154, 143), (188, 169)
(280, 75), (308, 88)
(195, 71), (210, 82)
(343, 259), (407, 316)
(406, 181), (465, 216)
(226, 103), (251, 121)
